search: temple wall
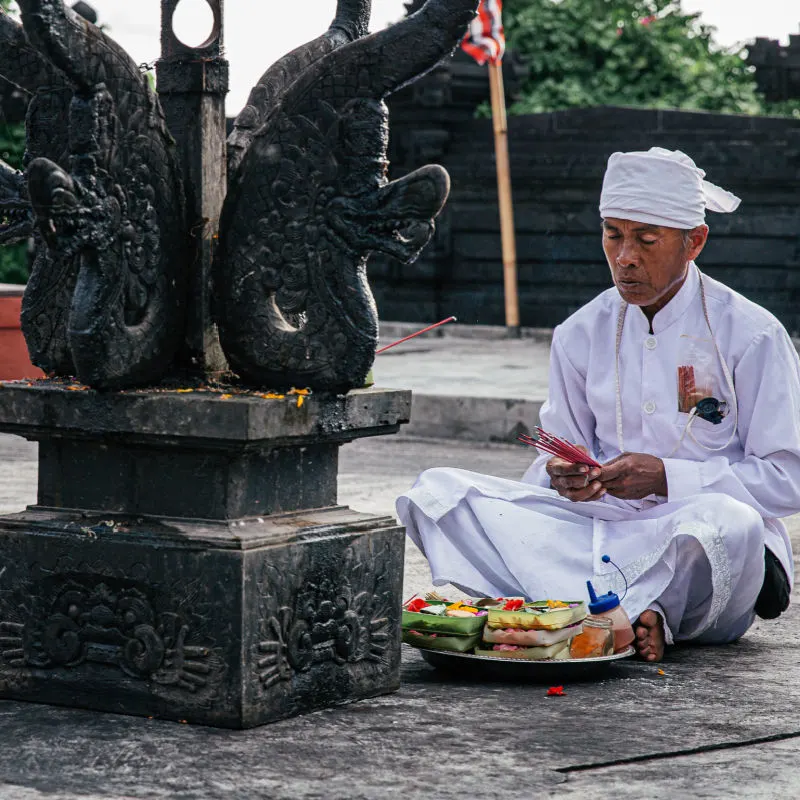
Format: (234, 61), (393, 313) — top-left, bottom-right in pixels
(373, 100), (800, 334)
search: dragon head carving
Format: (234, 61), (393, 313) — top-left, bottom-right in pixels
(216, 0), (477, 392)
(0, 1), (188, 388)
(0, 0), (474, 394)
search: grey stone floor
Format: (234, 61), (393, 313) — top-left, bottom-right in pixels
(2, 432), (800, 798)
(373, 328), (551, 402)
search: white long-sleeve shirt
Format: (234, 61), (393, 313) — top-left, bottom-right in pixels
(523, 262), (800, 582)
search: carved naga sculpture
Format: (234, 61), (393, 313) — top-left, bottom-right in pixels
(0, 1), (187, 389)
(215, 0), (478, 392)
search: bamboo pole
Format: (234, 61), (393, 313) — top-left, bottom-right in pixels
(488, 59), (520, 337)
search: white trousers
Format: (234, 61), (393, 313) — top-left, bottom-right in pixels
(396, 468), (766, 644)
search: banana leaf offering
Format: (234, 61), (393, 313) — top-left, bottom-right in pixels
(402, 597), (488, 635)
(402, 629), (481, 652)
(403, 596), (594, 661)
(402, 596), (489, 652)
(486, 600), (588, 631)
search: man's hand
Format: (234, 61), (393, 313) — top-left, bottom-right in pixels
(546, 445), (605, 502)
(598, 453), (667, 499)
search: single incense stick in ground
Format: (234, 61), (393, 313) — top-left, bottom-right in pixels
(375, 316), (457, 354)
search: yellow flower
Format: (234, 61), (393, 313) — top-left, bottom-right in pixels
(296, 395), (304, 408)
(175, 388), (194, 394)
(220, 394), (233, 400)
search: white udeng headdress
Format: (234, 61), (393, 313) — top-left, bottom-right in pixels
(599, 146), (741, 228)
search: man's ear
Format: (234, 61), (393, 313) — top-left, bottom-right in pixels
(687, 225), (709, 261)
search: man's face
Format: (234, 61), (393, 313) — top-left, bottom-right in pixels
(601, 218), (708, 312)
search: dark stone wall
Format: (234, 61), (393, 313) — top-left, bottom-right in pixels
(747, 34), (800, 103)
(375, 80), (800, 333)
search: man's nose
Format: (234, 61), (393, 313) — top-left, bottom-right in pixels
(616, 239), (639, 267)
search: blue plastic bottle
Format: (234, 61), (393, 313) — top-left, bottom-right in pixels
(586, 580), (635, 653)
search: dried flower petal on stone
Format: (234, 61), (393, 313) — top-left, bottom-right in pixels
(175, 388), (194, 393)
(547, 686), (565, 696)
(219, 394), (233, 400)
(657, 669), (666, 676)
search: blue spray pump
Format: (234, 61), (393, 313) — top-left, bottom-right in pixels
(585, 555), (635, 652)
(586, 554), (628, 614)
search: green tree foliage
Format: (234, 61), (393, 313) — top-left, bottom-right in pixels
(0, 0), (29, 284)
(502, 0), (785, 116)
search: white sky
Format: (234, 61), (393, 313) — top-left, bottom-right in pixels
(40, 1), (800, 114)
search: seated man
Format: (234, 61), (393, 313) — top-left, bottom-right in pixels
(397, 147), (799, 662)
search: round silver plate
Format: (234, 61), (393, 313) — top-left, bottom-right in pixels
(414, 645), (636, 682)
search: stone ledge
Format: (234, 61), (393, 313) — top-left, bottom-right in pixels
(0, 505), (398, 550)
(0, 383), (411, 448)
(402, 392), (543, 443)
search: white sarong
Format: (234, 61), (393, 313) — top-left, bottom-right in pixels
(397, 468), (765, 645)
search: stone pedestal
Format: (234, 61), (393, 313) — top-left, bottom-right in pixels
(0, 384), (410, 728)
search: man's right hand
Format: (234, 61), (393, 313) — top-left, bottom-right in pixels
(546, 447), (606, 502)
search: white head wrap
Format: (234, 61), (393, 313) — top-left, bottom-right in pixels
(599, 146), (741, 229)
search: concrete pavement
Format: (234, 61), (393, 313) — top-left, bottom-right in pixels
(1, 320), (799, 798)
(376, 322), (549, 442)
(1, 431), (800, 798)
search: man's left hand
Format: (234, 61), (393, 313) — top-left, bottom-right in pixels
(598, 453), (667, 500)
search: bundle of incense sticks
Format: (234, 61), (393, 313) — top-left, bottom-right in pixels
(517, 428), (601, 467)
(677, 365), (696, 413)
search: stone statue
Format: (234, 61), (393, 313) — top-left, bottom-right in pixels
(0, 0), (476, 392)
(216, 0), (477, 392)
(0, 0), (478, 729)
(0, 0), (187, 389)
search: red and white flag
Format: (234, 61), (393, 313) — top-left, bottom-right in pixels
(461, 0), (505, 66)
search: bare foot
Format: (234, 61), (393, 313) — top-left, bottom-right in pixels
(634, 610), (665, 662)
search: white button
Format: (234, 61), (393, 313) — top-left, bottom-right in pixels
(645, 337), (657, 350)
(643, 401), (656, 414)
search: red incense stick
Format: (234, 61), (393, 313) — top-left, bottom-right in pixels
(376, 317), (457, 354)
(518, 430), (601, 467)
(535, 428), (596, 465)
(519, 436), (599, 467)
